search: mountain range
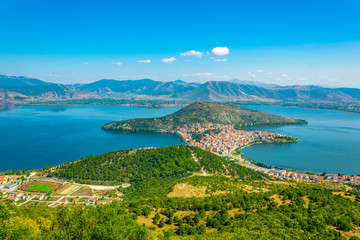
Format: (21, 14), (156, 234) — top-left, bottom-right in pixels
(1, 75), (360, 104)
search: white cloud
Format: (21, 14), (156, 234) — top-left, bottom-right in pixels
(213, 58), (227, 62)
(212, 47), (230, 56)
(182, 73), (214, 77)
(250, 74), (256, 78)
(180, 50), (203, 57)
(282, 74), (288, 77)
(257, 69), (264, 73)
(247, 72), (252, 74)
(82, 62), (88, 65)
(162, 57), (176, 63)
(268, 72), (273, 75)
(206, 52), (210, 56)
(136, 59), (151, 63)
(112, 62), (123, 66)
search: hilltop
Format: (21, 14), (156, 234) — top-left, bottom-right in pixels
(101, 101), (306, 132)
(0, 75), (52, 87)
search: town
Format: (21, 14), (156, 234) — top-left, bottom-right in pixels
(176, 123), (360, 186)
(177, 123), (296, 155)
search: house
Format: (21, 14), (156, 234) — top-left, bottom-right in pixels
(122, 183), (131, 188)
(8, 196), (18, 202)
(89, 197), (99, 202)
(0, 176), (6, 182)
(7, 176), (21, 182)
(115, 191), (124, 197)
(34, 195), (44, 200)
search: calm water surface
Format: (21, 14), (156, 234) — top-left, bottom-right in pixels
(241, 106), (360, 175)
(1, 105), (359, 174)
(0, 105), (183, 171)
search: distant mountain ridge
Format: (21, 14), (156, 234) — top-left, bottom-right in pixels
(79, 79), (360, 103)
(0, 75), (52, 87)
(1, 75), (360, 105)
(78, 78), (199, 97)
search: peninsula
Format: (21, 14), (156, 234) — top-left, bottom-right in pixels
(102, 101), (306, 155)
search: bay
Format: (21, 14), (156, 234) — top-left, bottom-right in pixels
(240, 105), (360, 175)
(0, 105), (183, 171)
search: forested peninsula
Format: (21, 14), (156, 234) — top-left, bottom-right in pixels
(101, 101), (307, 133)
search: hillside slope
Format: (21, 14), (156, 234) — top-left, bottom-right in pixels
(0, 84), (97, 102)
(176, 81), (360, 102)
(0, 75), (52, 87)
(79, 79), (198, 97)
(50, 145), (266, 197)
(102, 101), (306, 132)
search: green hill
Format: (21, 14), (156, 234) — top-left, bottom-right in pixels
(50, 145), (267, 197)
(4, 146), (360, 239)
(101, 101), (307, 132)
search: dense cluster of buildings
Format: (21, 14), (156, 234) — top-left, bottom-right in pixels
(177, 124), (291, 155)
(177, 123), (360, 186)
(242, 164), (360, 185)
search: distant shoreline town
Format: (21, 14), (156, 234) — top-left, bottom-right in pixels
(175, 123), (360, 186)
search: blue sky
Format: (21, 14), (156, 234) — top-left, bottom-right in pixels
(0, 0), (359, 87)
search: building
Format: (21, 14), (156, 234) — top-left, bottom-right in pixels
(4, 183), (18, 190)
(34, 195), (44, 200)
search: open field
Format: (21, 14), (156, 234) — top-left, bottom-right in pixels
(55, 183), (81, 195)
(167, 183), (207, 198)
(70, 186), (94, 196)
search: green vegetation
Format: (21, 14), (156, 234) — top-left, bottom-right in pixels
(101, 101), (307, 132)
(2, 177), (360, 239)
(49, 145), (267, 197)
(25, 183), (58, 192)
(0, 202), (149, 240)
(2, 146), (360, 239)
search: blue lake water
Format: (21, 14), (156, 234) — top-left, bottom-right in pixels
(0, 105), (183, 171)
(240, 106), (360, 175)
(0, 104), (359, 175)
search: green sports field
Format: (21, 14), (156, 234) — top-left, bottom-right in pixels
(25, 183), (58, 192)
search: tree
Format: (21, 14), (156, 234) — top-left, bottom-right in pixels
(159, 219), (165, 228)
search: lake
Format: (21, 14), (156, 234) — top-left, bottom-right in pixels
(0, 105), (184, 171)
(0, 105), (359, 175)
(240, 105), (360, 175)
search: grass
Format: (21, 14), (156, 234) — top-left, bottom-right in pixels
(25, 183), (58, 192)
